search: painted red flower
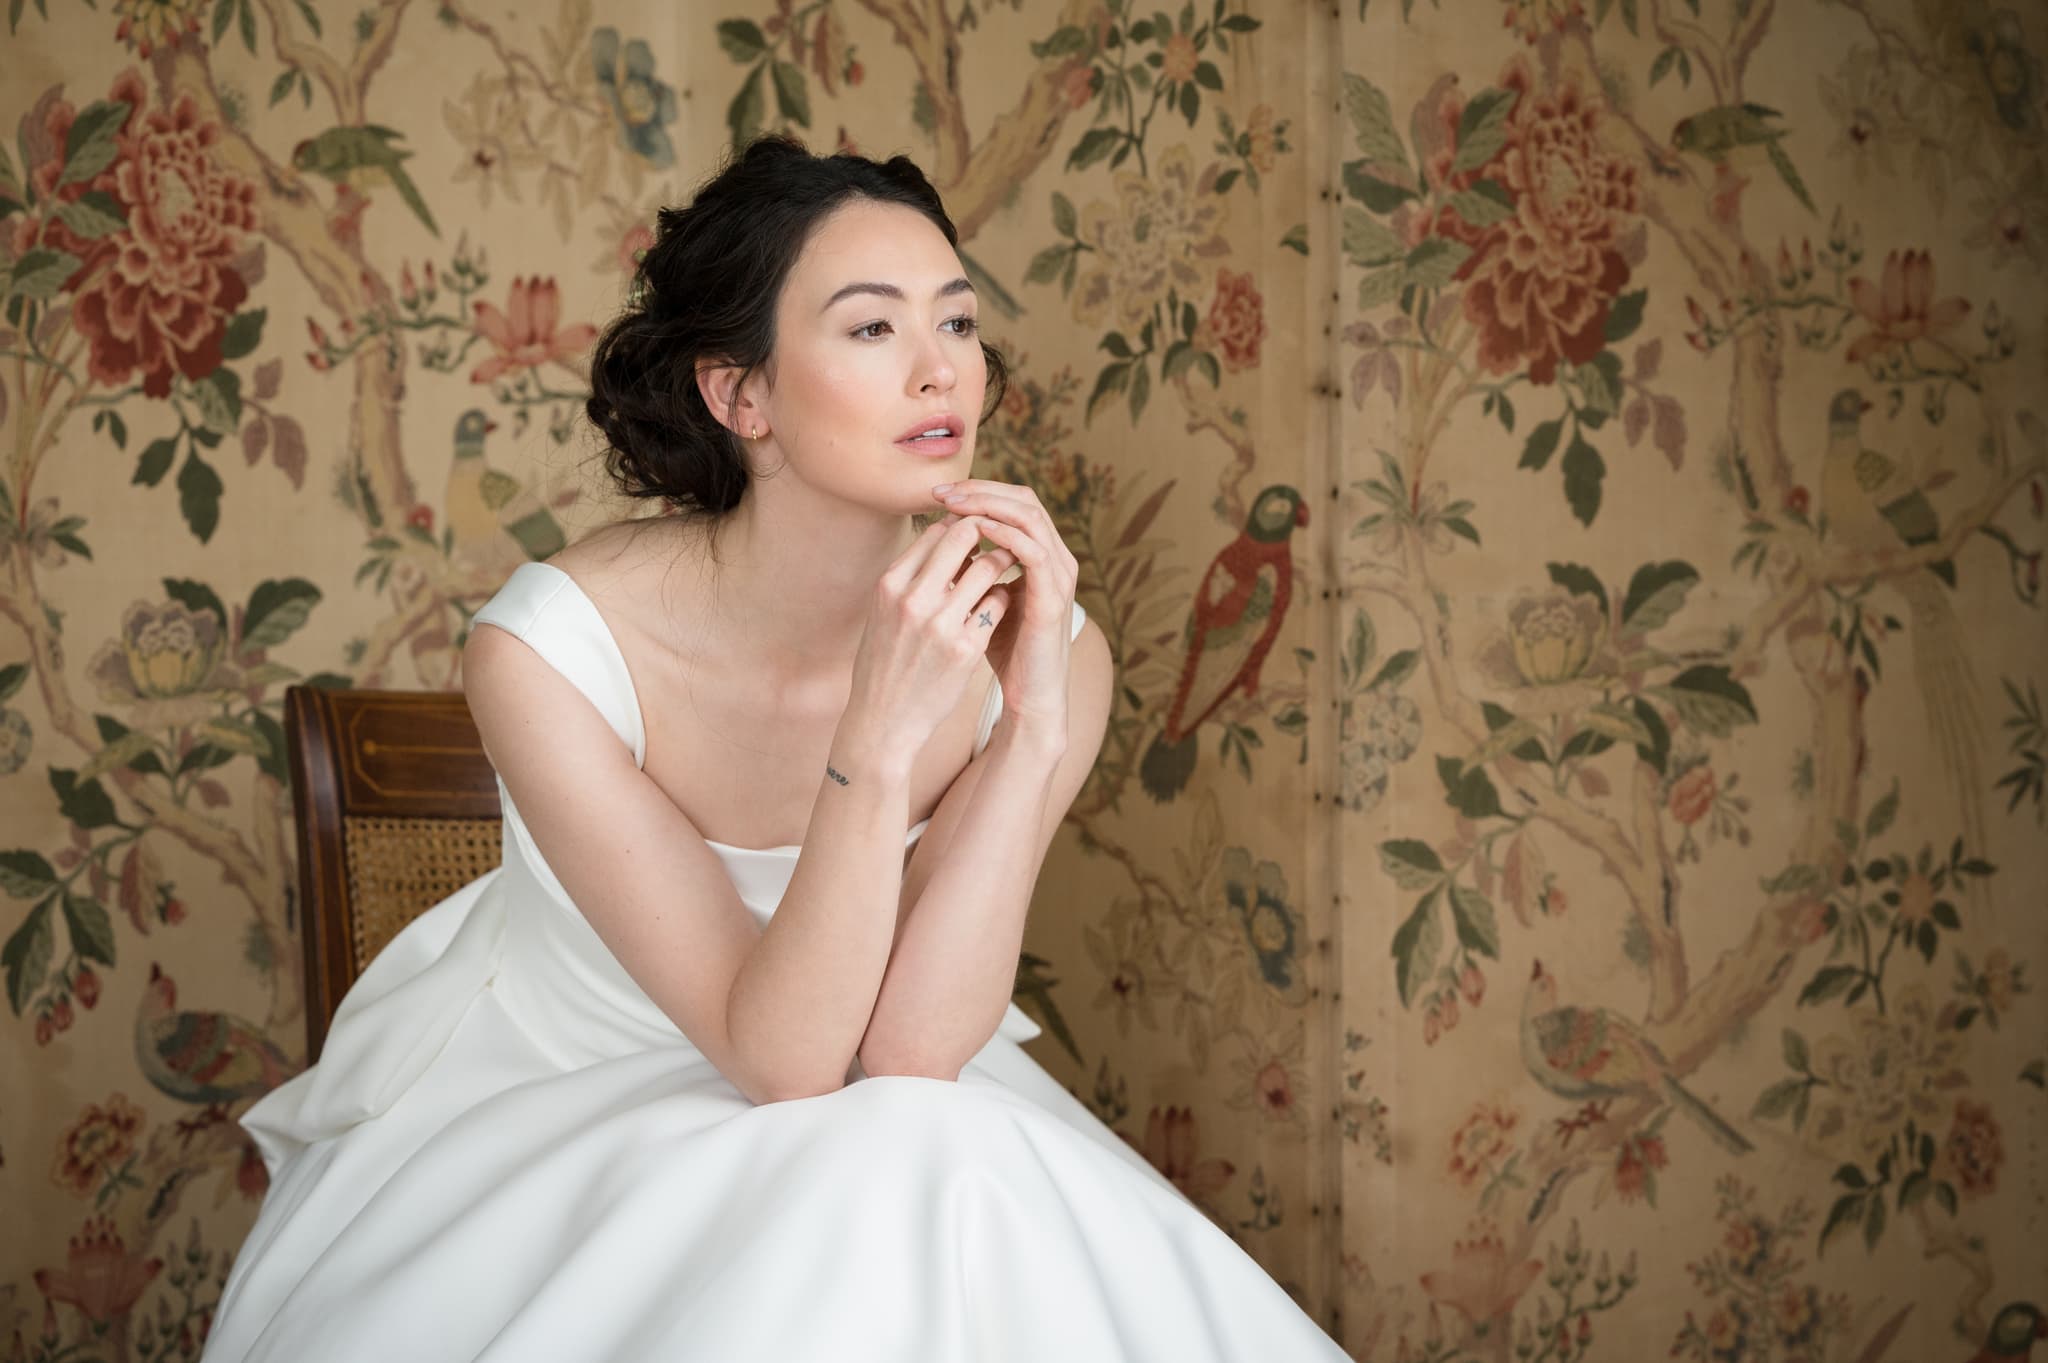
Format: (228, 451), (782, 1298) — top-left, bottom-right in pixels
(1420, 1224), (1542, 1324)
(52, 1094), (145, 1197)
(1612, 1131), (1668, 1203)
(1424, 58), (1640, 384)
(1668, 765), (1716, 826)
(1941, 1098), (2001, 1197)
(19, 69), (259, 399)
(470, 276), (598, 383)
(33, 1216), (162, 1324)
(1195, 267), (1268, 372)
(1253, 1060), (1294, 1117)
(1138, 1105), (1236, 1202)
(1845, 249), (1969, 363)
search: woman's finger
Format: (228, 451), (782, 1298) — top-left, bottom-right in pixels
(932, 488), (1061, 556)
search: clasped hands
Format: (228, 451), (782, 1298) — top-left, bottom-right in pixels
(930, 480), (1079, 740)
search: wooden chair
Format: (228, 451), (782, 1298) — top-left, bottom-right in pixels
(283, 685), (502, 1063)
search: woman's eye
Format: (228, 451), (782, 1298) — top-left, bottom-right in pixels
(851, 317), (978, 340)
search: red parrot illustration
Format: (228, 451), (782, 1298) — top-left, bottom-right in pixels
(1139, 485), (1310, 801)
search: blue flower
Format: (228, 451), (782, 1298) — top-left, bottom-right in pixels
(591, 27), (678, 168)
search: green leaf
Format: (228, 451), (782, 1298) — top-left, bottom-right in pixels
(1030, 23), (1089, 57)
(49, 768), (117, 830)
(177, 451), (224, 543)
(1451, 86), (1517, 175)
(1782, 1028), (1809, 1071)
(53, 189), (125, 239)
(726, 63), (766, 148)
(61, 891), (115, 966)
(1799, 965), (1860, 1006)
(770, 60), (811, 127)
(1391, 886), (1442, 1008)
(1193, 60), (1222, 91)
(1025, 243), (1071, 285)
(1604, 289), (1647, 343)
(1446, 183), (1516, 227)
(1818, 1191), (1863, 1256)
(1448, 883), (1500, 957)
(1520, 418), (1563, 471)
(242, 577), (322, 650)
(134, 436), (178, 487)
(237, 0), (255, 52)
(1127, 359), (1151, 423)
(1341, 72), (1406, 164)
(192, 367), (242, 435)
(1279, 223), (1308, 255)
(1562, 432), (1605, 526)
(1342, 159), (1417, 212)
(1580, 702), (1653, 749)
(1545, 562), (1608, 615)
(1050, 191), (1076, 237)
(56, 98), (131, 189)
(221, 308), (266, 360)
(1378, 838), (1444, 890)
(1369, 649), (1418, 692)
(2, 899), (54, 1014)
(1084, 360), (1131, 425)
(1342, 206), (1403, 266)
(1403, 237), (1469, 289)
(0, 850), (57, 899)
(1751, 1077), (1804, 1120)
(1665, 664), (1759, 736)
(1067, 126), (1121, 171)
(162, 587), (228, 641)
(1436, 754), (1504, 820)
(715, 18), (767, 62)
(1864, 781), (1899, 841)
(9, 248), (81, 299)
(0, 662), (24, 704)
(1619, 560), (1699, 634)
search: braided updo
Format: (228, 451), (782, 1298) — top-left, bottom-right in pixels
(585, 134), (1009, 525)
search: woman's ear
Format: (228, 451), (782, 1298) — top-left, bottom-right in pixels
(694, 361), (757, 438)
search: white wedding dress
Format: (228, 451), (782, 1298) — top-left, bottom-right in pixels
(205, 561), (1350, 1362)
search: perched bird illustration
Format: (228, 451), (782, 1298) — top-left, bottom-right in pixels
(1138, 485), (1310, 802)
(444, 408), (567, 569)
(136, 963), (293, 1113)
(1820, 389), (1985, 886)
(1520, 960), (1755, 1155)
(1013, 952), (1080, 1064)
(292, 125), (441, 238)
(1671, 102), (1817, 215)
(1964, 1303), (2047, 1363)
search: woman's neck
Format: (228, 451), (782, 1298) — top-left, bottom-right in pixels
(694, 487), (923, 684)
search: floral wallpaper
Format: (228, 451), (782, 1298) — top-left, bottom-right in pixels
(1, 0), (2042, 1360)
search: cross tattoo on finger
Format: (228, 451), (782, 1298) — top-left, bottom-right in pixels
(976, 609), (995, 629)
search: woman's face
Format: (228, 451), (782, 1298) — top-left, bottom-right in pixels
(749, 198), (987, 512)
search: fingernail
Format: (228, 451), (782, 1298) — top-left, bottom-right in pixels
(931, 483), (954, 495)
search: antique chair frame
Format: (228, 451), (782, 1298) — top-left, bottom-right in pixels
(283, 685), (502, 1063)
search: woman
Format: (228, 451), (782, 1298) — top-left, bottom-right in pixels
(205, 135), (1350, 1362)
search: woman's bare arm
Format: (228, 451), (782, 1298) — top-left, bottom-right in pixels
(855, 617), (1113, 1079)
(464, 622), (915, 1104)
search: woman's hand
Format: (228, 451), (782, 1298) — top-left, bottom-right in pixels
(844, 512), (1020, 757)
(931, 479), (1079, 744)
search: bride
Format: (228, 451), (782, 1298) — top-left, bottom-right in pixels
(203, 133), (1351, 1361)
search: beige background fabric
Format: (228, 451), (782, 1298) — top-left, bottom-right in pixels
(3, 0), (2042, 1357)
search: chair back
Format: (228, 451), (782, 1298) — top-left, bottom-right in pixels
(283, 685), (502, 1062)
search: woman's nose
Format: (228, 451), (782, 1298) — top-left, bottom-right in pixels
(911, 333), (956, 394)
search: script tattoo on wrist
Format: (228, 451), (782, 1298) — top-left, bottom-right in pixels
(825, 764), (850, 787)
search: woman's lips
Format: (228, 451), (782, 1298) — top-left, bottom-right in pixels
(896, 432), (963, 457)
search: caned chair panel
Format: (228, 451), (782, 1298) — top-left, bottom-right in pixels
(285, 685), (502, 1062)
(339, 814), (503, 977)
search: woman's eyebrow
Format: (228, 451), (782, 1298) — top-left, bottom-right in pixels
(820, 277), (975, 313)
